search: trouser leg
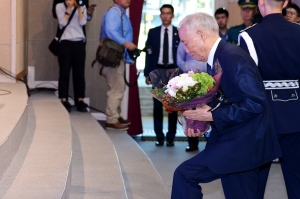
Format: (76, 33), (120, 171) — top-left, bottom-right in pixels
(57, 41), (73, 99)
(221, 167), (261, 199)
(279, 132), (300, 199)
(172, 151), (226, 199)
(167, 111), (178, 141)
(71, 41), (86, 100)
(153, 98), (164, 140)
(101, 61), (126, 124)
(188, 137), (199, 147)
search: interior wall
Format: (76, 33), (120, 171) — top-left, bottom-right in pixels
(16, 0), (28, 77)
(0, 0), (27, 82)
(0, 0), (12, 82)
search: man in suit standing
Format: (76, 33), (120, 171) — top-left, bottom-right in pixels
(171, 12), (281, 199)
(239, 0), (300, 198)
(144, 4), (180, 147)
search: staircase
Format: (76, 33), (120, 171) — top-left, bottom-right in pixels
(0, 82), (168, 198)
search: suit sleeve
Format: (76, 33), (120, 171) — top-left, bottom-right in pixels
(211, 54), (267, 131)
(144, 30), (152, 77)
(239, 37), (250, 54)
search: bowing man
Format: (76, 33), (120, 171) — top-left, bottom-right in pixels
(171, 12), (281, 199)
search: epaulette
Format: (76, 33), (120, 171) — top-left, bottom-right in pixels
(240, 23), (257, 33)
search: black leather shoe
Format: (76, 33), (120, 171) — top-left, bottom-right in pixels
(155, 140), (164, 146)
(61, 101), (71, 113)
(77, 100), (88, 112)
(166, 141), (174, 147)
(185, 146), (199, 152)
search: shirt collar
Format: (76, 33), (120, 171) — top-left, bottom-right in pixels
(113, 3), (126, 13)
(161, 25), (173, 32)
(207, 37), (221, 68)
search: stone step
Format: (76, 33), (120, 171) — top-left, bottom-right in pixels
(0, 91), (72, 199)
(106, 130), (169, 199)
(69, 112), (126, 199)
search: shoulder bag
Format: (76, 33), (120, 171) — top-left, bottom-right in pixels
(48, 6), (77, 56)
(92, 6), (125, 68)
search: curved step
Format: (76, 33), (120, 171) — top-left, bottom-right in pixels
(0, 82), (28, 180)
(107, 131), (169, 199)
(70, 112), (126, 199)
(0, 91), (72, 198)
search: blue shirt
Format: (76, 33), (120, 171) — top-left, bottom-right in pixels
(219, 31), (228, 41)
(176, 42), (207, 72)
(100, 4), (134, 63)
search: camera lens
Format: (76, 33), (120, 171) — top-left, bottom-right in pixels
(76, 0), (84, 6)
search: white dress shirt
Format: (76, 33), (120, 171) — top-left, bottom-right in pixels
(158, 25), (174, 65)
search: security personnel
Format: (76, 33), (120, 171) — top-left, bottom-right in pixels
(239, 0), (300, 198)
(227, 0), (257, 44)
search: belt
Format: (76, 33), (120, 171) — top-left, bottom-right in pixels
(263, 80), (299, 90)
(157, 64), (176, 69)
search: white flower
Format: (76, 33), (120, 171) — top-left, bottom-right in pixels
(164, 71), (197, 98)
(182, 86), (188, 92)
(168, 89), (177, 97)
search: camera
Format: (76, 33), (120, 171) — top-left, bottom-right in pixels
(128, 46), (152, 60)
(76, 0), (85, 6)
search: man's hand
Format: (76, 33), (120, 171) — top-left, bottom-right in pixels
(145, 76), (151, 85)
(184, 128), (205, 137)
(183, 104), (213, 121)
(87, 5), (96, 16)
(123, 42), (136, 51)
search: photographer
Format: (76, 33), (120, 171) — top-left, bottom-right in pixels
(99, 0), (136, 130)
(56, 0), (88, 112)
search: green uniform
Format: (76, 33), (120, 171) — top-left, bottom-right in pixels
(227, 24), (246, 45)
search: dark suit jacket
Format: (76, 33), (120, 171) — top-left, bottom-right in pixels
(240, 14), (300, 135)
(144, 26), (180, 77)
(205, 39), (281, 174)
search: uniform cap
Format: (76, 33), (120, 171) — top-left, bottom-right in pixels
(238, 0), (257, 9)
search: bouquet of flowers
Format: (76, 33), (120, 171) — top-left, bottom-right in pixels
(149, 61), (222, 133)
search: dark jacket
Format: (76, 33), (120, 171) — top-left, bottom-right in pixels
(240, 14), (300, 135)
(205, 39), (281, 174)
(144, 26), (180, 77)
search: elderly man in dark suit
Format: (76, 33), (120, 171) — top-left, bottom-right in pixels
(171, 12), (281, 199)
(239, 0), (300, 198)
(144, 4), (180, 147)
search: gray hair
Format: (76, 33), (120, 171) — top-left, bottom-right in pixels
(179, 12), (219, 36)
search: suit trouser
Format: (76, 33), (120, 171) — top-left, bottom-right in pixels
(172, 151), (261, 199)
(153, 98), (177, 141)
(101, 61), (126, 124)
(57, 40), (86, 99)
(188, 137), (199, 147)
(257, 132), (300, 199)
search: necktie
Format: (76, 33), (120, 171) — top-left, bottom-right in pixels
(207, 63), (214, 76)
(163, 28), (169, 65)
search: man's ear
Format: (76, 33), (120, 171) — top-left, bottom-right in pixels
(283, 0), (289, 9)
(197, 29), (207, 41)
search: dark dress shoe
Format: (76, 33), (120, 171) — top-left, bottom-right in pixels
(185, 145), (199, 152)
(166, 141), (174, 147)
(155, 140), (164, 146)
(61, 101), (71, 113)
(77, 100), (88, 112)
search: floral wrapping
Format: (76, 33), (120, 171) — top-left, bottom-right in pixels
(149, 60), (222, 133)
